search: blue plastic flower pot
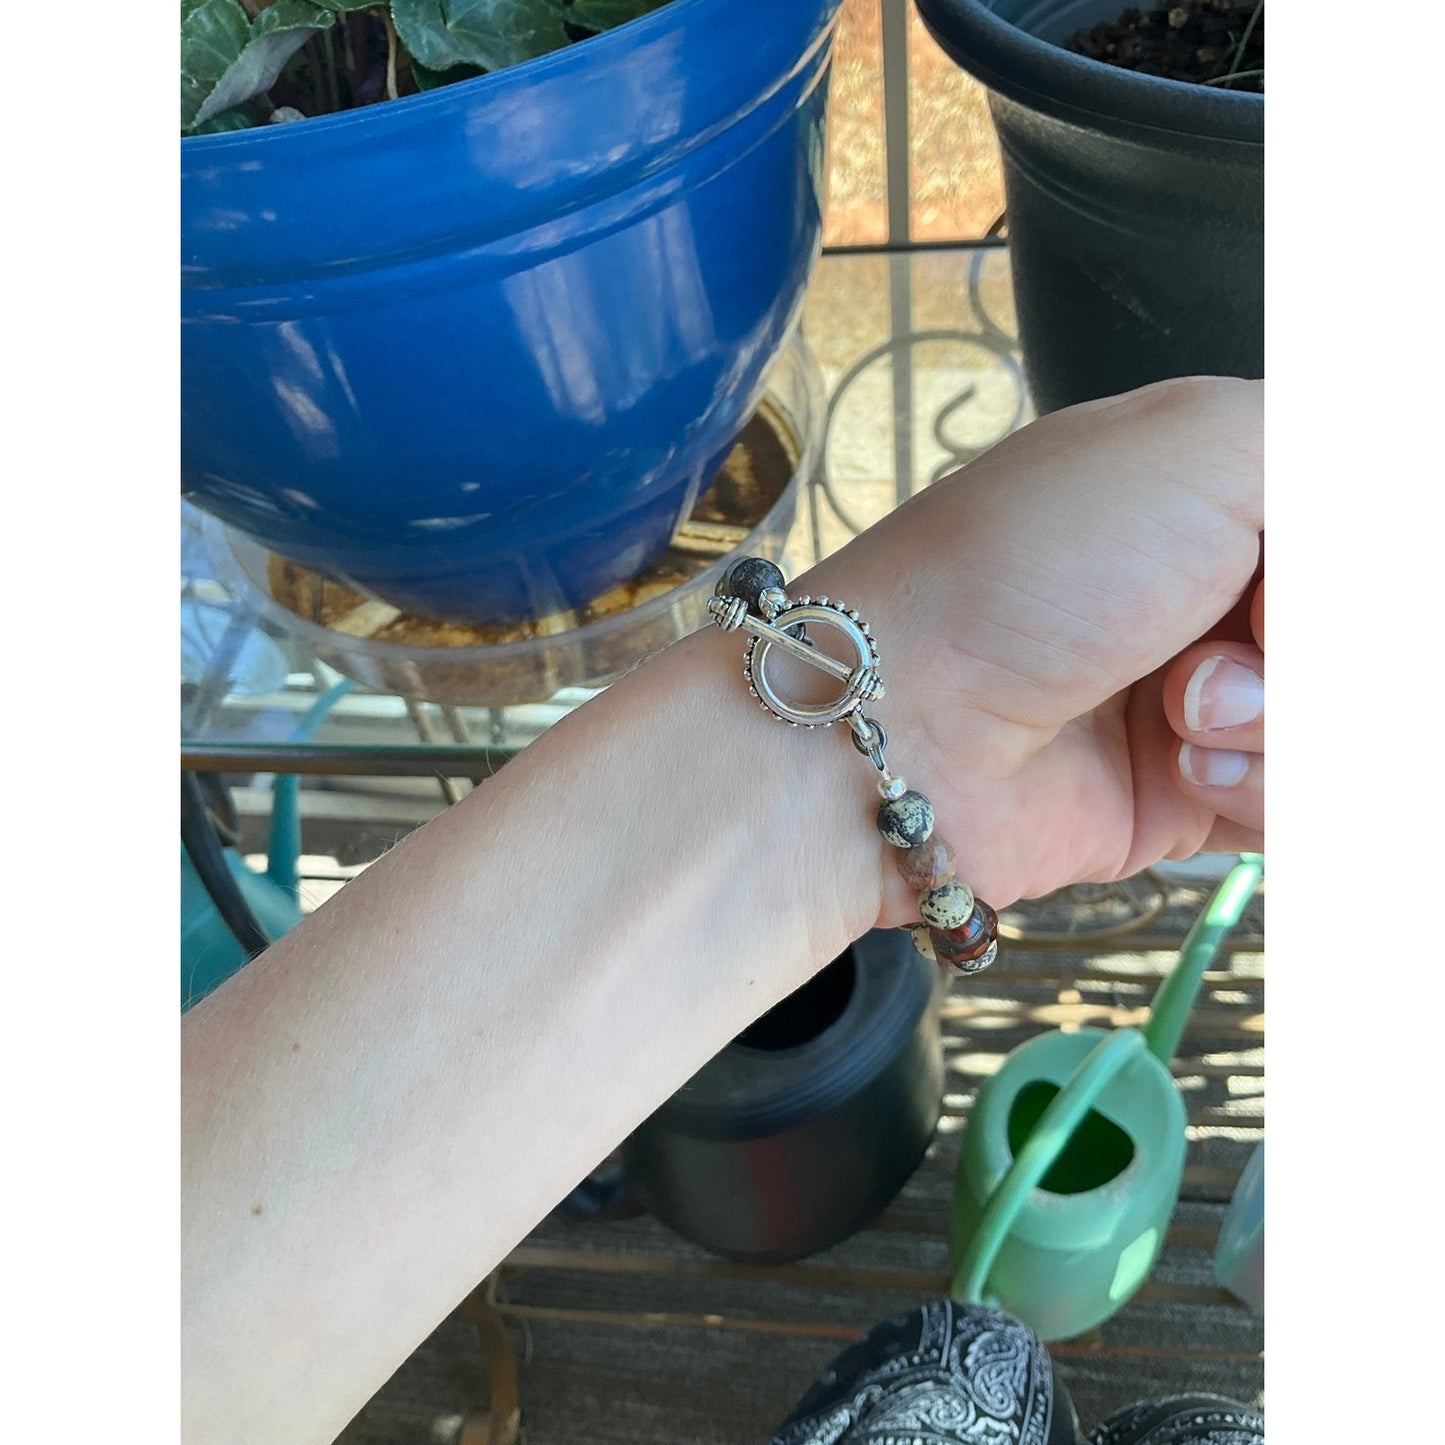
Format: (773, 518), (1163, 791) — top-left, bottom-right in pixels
(182, 0), (842, 624)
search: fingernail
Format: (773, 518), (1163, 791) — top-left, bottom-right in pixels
(1183, 656), (1264, 732)
(1179, 744), (1249, 788)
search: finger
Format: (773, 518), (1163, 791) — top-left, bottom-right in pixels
(1175, 743), (1263, 834)
(1198, 820), (1265, 857)
(1164, 642), (1264, 754)
(1250, 577), (1264, 650)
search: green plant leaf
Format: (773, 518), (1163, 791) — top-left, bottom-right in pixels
(392, 0), (570, 76)
(182, 0), (338, 131)
(311, 0), (385, 11)
(192, 0), (337, 127)
(254, 0), (339, 32)
(566, 0), (667, 33)
(181, 0), (253, 131)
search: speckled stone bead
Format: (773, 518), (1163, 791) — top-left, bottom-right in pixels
(919, 879), (976, 930)
(930, 899), (999, 968)
(721, 556), (787, 612)
(895, 836), (956, 893)
(909, 925), (937, 962)
(876, 790), (935, 847)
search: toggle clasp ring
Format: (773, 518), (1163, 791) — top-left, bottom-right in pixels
(743, 600), (883, 728)
(704, 555), (1001, 979)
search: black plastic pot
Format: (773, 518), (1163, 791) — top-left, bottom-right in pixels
(565, 929), (944, 1262)
(914, 0), (1263, 413)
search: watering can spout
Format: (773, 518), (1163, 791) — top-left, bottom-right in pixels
(1143, 854), (1263, 1067)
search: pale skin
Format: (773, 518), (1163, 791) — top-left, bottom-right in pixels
(182, 377), (1264, 1445)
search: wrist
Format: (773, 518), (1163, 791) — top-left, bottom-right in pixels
(652, 540), (1008, 947)
(788, 540), (1010, 928)
(609, 619), (886, 961)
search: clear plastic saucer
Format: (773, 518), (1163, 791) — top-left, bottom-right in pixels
(203, 335), (822, 708)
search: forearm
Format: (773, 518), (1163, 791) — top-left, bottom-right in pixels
(180, 613), (887, 1445)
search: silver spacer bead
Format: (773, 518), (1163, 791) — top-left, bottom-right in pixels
(878, 775), (907, 801)
(940, 940), (998, 977)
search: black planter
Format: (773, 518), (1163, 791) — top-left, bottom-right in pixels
(914, 0), (1263, 413)
(567, 929), (943, 1262)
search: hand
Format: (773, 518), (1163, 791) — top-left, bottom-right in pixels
(799, 376), (1264, 923)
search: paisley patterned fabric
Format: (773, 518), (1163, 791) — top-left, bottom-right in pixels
(769, 1300), (1079, 1445)
(768, 1301), (1262, 1445)
(1087, 1395), (1264, 1445)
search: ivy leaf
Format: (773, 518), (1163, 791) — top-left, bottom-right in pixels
(191, 0), (337, 128)
(566, 0), (668, 33)
(181, 0), (253, 131)
(310, 0), (385, 11)
(253, 0), (339, 35)
(392, 0), (570, 76)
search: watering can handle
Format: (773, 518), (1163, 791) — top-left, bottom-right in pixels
(951, 1028), (1147, 1306)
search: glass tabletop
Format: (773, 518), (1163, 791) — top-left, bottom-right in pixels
(181, 246), (1029, 773)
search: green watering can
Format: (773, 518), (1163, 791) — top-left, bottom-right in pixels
(948, 855), (1263, 1341)
(180, 773), (305, 1012)
(181, 680), (352, 1011)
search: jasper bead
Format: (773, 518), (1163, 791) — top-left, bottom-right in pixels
(909, 925), (937, 962)
(919, 880), (976, 930)
(876, 790), (935, 847)
(896, 837), (957, 893)
(931, 899), (999, 966)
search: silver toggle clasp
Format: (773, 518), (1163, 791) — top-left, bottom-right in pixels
(709, 591), (884, 728)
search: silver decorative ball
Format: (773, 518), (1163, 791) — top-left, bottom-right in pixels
(758, 585), (790, 620)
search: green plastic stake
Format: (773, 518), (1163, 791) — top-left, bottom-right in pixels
(1143, 853), (1263, 1068)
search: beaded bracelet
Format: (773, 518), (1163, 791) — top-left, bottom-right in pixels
(706, 556), (999, 977)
